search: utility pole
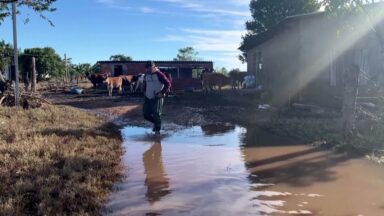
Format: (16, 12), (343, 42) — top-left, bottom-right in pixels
(64, 54), (72, 83)
(11, 0), (20, 106)
(31, 57), (37, 92)
(1, 0), (20, 106)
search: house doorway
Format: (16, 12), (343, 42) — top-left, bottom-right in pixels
(114, 65), (123, 77)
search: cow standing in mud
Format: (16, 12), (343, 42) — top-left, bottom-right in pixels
(85, 72), (109, 88)
(105, 76), (123, 96)
(120, 75), (135, 93)
(228, 70), (247, 89)
(201, 72), (231, 93)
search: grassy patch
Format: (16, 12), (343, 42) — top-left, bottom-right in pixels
(0, 106), (122, 216)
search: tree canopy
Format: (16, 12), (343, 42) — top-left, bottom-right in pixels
(246, 0), (320, 35)
(239, 0), (321, 62)
(21, 47), (64, 80)
(0, 40), (13, 73)
(109, 54), (132, 61)
(174, 47), (199, 61)
(0, 0), (57, 25)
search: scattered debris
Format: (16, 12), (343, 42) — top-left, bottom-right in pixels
(0, 90), (51, 108)
(70, 87), (84, 95)
(258, 104), (271, 110)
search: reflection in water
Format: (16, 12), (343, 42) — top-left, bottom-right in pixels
(106, 125), (384, 216)
(143, 141), (171, 204)
(241, 127), (301, 147)
(201, 123), (236, 136)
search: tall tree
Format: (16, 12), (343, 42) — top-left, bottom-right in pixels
(0, 0), (57, 25)
(91, 63), (100, 73)
(109, 54), (132, 61)
(22, 47), (65, 80)
(75, 63), (91, 75)
(0, 40), (12, 74)
(0, 40), (13, 83)
(73, 63), (91, 81)
(239, 0), (321, 62)
(174, 47), (198, 61)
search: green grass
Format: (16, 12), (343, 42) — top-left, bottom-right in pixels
(0, 106), (123, 216)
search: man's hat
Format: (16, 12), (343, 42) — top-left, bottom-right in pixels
(145, 61), (155, 68)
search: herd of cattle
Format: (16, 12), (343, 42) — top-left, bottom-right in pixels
(84, 70), (255, 96)
(85, 72), (145, 96)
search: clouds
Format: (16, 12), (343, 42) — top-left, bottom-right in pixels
(95, 0), (250, 69)
(140, 7), (156, 14)
(160, 28), (247, 69)
(96, 0), (250, 18)
(156, 0), (250, 17)
(160, 28), (245, 52)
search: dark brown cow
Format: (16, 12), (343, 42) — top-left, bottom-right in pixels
(85, 72), (109, 88)
(228, 70), (247, 89)
(201, 72), (231, 92)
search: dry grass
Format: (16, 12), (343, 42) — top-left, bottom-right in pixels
(0, 105), (123, 216)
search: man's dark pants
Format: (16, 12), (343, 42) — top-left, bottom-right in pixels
(143, 97), (164, 132)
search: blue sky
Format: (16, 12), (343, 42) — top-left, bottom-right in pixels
(0, 0), (251, 70)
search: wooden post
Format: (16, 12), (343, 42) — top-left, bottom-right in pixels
(64, 54), (68, 83)
(31, 57), (37, 92)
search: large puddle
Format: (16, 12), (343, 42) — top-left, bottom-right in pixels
(105, 124), (384, 216)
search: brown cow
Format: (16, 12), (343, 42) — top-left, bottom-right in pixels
(105, 76), (123, 96)
(201, 72), (231, 92)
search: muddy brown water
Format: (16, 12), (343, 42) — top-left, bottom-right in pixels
(105, 124), (384, 216)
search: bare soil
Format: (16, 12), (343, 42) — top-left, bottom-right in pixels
(42, 82), (273, 129)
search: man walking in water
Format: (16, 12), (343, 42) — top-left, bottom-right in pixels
(143, 61), (171, 135)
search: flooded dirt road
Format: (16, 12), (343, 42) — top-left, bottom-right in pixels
(105, 125), (384, 216)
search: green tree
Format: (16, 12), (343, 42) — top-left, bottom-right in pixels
(109, 54), (132, 61)
(75, 63), (91, 75)
(72, 63), (91, 81)
(91, 63), (100, 73)
(174, 47), (199, 61)
(21, 47), (65, 80)
(239, 0), (320, 62)
(0, 40), (12, 74)
(215, 67), (228, 74)
(0, 0), (57, 25)
(322, 0), (384, 48)
(0, 40), (13, 82)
